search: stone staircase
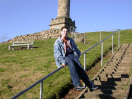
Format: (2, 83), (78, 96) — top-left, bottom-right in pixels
(77, 44), (132, 99)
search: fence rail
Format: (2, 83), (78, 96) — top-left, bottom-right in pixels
(11, 29), (120, 99)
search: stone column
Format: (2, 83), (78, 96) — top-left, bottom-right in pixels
(57, 0), (70, 18)
(49, 0), (76, 30)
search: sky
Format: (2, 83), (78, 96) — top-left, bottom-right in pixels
(0, 0), (132, 43)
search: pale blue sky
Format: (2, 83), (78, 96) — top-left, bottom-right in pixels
(0, 0), (132, 43)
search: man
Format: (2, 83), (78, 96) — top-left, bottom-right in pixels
(54, 26), (98, 91)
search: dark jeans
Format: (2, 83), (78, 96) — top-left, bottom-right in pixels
(65, 54), (95, 88)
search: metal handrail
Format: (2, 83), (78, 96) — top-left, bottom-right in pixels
(11, 67), (63, 99)
(11, 29), (120, 99)
(81, 30), (118, 55)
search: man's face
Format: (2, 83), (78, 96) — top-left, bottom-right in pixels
(61, 28), (68, 38)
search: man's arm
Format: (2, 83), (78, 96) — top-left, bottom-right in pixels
(54, 42), (66, 67)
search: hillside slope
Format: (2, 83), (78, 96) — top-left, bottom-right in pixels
(0, 29), (131, 99)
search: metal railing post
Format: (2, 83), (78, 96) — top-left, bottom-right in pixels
(101, 42), (103, 66)
(83, 52), (86, 87)
(118, 29), (120, 47)
(112, 35), (113, 54)
(40, 81), (43, 99)
(84, 53), (86, 70)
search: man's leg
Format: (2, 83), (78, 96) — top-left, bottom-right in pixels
(76, 62), (95, 88)
(73, 56), (95, 88)
(65, 56), (81, 87)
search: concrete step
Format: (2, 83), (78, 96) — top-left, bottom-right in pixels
(78, 44), (131, 99)
(113, 53), (123, 58)
(106, 62), (118, 66)
(100, 71), (116, 74)
(98, 72), (129, 78)
(113, 72), (129, 76)
(102, 70), (129, 74)
(118, 64), (132, 68)
(104, 65), (130, 69)
(98, 73), (129, 78)
(88, 89), (125, 94)
(120, 59), (132, 63)
(94, 85), (126, 90)
(94, 80), (128, 86)
(115, 70), (129, 74)
(95, 76), (129, 82)
(102, 78), (121, 82)
(120, 43), (129, 48)
(111, 57), (122, 62)
(100, 71), (129, 76)
(119, 62), (132, 64)
(118, 63), (132, 65)
(97, 76), (128, 81)
(116, 66), (131, 70)
(84, 92), (125, 99)
(102, 68), (129, 73)
(101, 71), (128, 75)
(123, 56), (132, 58)
(125, 51), (132, 54)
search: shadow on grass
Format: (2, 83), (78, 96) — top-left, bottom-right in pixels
(10, 46), (39, 50)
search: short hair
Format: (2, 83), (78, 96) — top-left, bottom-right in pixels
(61, 26), (69, 32)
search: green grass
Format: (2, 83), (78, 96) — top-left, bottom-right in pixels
(0, 29), (132, 99)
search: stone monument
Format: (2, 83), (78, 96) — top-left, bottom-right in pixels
(49, 0), (76, 31)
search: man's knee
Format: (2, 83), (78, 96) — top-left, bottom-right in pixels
(66, 60), (76, 69)
(65, 56), (73, 63)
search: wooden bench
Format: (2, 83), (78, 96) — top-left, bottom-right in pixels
(8, 41), (34, 50)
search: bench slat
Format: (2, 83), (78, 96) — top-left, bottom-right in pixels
(13, 41), (33, 45)
(8, 41), (34, 50)
(12, 44), (30, 46)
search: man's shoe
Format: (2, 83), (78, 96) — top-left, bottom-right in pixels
(75, 84), (85, 90)
(90, 86), (98, 91)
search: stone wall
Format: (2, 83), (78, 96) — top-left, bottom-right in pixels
(73, 33), (84, 43)
(4, 29), (60, 44)
(1, 29), (84, 45)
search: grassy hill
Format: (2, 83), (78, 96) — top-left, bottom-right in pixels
(0, 29), (132, 99)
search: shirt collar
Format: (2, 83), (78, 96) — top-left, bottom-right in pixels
(58, 36), (70, 43)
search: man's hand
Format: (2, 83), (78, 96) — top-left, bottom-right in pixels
(61, 63), (66, 68)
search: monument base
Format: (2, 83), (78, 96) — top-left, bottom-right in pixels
(49, 17), (76, 30)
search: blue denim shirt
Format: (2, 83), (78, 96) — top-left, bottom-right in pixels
(54, 36), (81, 68)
